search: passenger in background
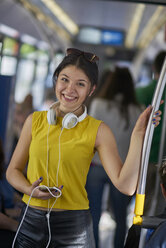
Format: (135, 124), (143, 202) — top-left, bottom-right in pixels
(86, 69), (112, 110)
(0, 139), (19, 248)
(10, 94), (34, 158)
(136, 50), (166, 215)
(39, 88), (56, 111)
(86, 66), (143, 248)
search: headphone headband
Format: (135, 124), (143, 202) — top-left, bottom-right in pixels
(47, 102), (87, 128)
(78, 105), (87, 122)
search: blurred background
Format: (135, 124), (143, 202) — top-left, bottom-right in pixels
(0, 0), (166, 247)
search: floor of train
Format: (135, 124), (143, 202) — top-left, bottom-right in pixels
(99, 210), (134, 248)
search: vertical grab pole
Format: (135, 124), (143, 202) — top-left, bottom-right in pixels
(133, 57), (166, 225)
(148, 93), (166, 216)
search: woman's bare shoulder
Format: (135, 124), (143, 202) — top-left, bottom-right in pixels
(95, 122), (116, 149)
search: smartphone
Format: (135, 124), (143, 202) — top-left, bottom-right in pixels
(39, 186), (57, 192)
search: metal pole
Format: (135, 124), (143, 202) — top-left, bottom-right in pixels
(133, 56), (166, 225)
(148, 92), (166, 216)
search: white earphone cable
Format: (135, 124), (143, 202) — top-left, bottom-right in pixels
(46, 124), (50, 188)
(56, 128), (63, 186)
(12, 186), (61, 248)
(46, 125), (63, 247)
(13, 117), (64, 247)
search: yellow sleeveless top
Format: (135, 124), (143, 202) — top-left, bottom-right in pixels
(22, 111), (102, 210)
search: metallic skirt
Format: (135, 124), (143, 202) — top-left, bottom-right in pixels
(14, 204), (95, 248)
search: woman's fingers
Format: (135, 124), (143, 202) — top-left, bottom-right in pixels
(134, 104), (162, 135)
(30, 181), (63, 200)
(152, 110), (162, 127)
(160, 99), (164, 105)
(154, 110), (162, 117)
(32, 177), (43, 189)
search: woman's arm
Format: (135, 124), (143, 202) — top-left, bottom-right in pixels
(6, 114), (62, 199)
(0, 212), (18, 232)
(6, 114), (33, 196)
(95, 106), (161, 195)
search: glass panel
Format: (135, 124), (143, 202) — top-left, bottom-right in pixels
(1, 56), (17, 75)
(2, 37), (19, 56)
(0, 41), (2, 53)
(37, 50), (49, 62)
(44, 53), (64, 89)
(32, 62), (48, 109)
(20, 43), (37, 59)
(14, 59), (35, 103)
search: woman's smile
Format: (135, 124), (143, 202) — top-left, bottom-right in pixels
(62, 93), (77, 102)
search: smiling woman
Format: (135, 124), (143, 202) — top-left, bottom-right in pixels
(6, 48), (162, 248)
(55, 65), (95, 113)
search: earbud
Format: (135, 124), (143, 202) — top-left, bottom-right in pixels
(47, 102), (87, 129)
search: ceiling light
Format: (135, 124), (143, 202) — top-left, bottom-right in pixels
(40, 0), (79, 35)
(137, 6), (164, 48)
(125, 4), (145, 49)
(19, 0), (70, 42)
(138, 14), (166, 49)
(0, 24), (19, 38)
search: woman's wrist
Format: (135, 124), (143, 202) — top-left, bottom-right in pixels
(132, 127), (145, 140)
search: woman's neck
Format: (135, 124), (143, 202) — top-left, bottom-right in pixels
(58, 104), (84, 117)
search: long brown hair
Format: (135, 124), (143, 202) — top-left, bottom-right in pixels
(99, 66), (140, 129)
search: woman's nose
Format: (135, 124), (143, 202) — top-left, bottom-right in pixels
(66, 82), (75, 92)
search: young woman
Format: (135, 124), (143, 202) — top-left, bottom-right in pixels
(6, 48), (161, 248)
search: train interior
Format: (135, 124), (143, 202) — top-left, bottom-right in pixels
(0, 0), (166, 247)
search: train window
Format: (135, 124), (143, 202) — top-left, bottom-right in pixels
(37, 50), (49, 63)
(2, 37), (19, 56)
(0, 41), (2, 53)
(20, 43), (37, 59)
(14, 59), (35, 103)
(32, 62), (48, 109)
(1, 56), (17, 76)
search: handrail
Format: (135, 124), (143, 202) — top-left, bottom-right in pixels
(142, 216), (166, 229)
(133, 56), (166, 225)
(148, 92), (166, 216)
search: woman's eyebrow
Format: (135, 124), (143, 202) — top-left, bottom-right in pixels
(60, 73), (69, 78)
(78, 79), (88, 83)
(60, 73), (89, 83)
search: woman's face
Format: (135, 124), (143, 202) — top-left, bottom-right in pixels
(55, 65), (95, 112)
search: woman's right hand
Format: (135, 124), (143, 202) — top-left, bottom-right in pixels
(29, 177), (63, 200)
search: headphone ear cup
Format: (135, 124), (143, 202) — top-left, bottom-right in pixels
(62, 113), (78, 129)
(47, 108), (57, 125)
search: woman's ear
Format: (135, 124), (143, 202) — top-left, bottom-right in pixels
(89, 85), (96, 97)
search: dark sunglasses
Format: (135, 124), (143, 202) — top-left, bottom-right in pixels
(66, 48), (99, 63)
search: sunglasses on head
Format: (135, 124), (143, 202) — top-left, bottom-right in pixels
(66, 48), (99, 63)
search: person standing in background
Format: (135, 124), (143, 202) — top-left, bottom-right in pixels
(10, 94), (34, 159)
(86, 66), (143, 248)
(0, 139), (19, 248)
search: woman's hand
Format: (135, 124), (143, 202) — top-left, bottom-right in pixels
(133, 101), (163, 136)
(29, 177), (63, 200)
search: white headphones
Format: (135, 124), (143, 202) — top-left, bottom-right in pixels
(47, 102), (87, 129)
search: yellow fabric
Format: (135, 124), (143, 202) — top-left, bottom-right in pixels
(22, 111), (102, 210)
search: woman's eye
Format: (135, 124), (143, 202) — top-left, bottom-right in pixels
(77, 82), (85, 87)
(61, 77), (68, 82)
